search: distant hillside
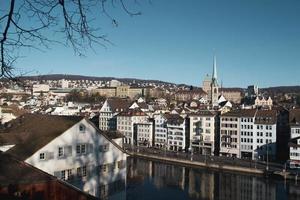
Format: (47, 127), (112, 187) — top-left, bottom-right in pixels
(261, 86), (300, 94)
(18, 74), (176, 86)
(9, 74), (300, 93)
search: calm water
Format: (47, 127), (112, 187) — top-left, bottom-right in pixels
(125, 157), (300, 200)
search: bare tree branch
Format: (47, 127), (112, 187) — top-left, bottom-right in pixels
(0, 0), (143, 81)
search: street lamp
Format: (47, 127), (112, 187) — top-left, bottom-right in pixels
(266, 140), (269, 171)
(164, 141), (168, 157)
(189, 146), (194, 161)
(204, 148), (207, 164)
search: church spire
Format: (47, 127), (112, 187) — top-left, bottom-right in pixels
(212, 55), (217, 81)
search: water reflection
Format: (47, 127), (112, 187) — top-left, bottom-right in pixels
(66, 165), (127, 200)
(127, 157), (300, 200)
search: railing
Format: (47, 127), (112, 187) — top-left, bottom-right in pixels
(124, 144), (284, 172)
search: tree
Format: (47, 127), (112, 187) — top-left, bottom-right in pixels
(296, 94), (300, 106)
(0, 0), (141, 80)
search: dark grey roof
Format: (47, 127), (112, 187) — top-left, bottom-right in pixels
(0, 114), (83, 160)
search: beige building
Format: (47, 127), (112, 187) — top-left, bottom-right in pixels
(202, 74), (212, 95)
(128, 87), (144, 99)
(92, 87), (116, 97)
(116, 85), (130, 98)
(220, 88), (243, 104)
(149, 87), (165, 98)
(254, 96), (273, 108)
(174, 89), (207, 101)
(92, 85), (148, 99)
(116, 108), (149, 145)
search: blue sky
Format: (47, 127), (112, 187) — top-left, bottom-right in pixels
(14, 0), (300, 87)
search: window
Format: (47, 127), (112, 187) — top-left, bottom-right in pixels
(100, 165), (107, 173)
(77, 166), (87, 177)
(61, 170), (66, 180)
(79, 124), (86, 133)
(76, 144), (87, 155)
(81, 145), (86, 154)
(67, 169), (73, 180)
(76, 145), (81, 154)
(118, 160), (125, 169)
(58, 147), (64, 158)
(100, 185), (108, 198)
(39, 153), (45, 160)
(100, 144), (109, 152)
(82, 166), (87, 177)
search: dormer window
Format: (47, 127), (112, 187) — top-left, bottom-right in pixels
(79, 124), (86, 133)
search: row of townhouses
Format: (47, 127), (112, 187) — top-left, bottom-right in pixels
(98, 98), (300, 163)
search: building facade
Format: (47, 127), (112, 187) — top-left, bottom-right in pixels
(154, 114), (168, 148)
(189, 111), (218, 156)
(289, 109), (300, 162)
(0, 114), (127, 199)
(99, 98), (130, 131)
(220, 110), (241, 158)
(116, 108), (149, 145)
(165, 114), (187, 151)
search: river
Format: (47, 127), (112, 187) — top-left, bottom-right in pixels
(124, 157), (300, 200)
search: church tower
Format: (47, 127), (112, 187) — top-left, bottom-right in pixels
(211, 56), (219, 106)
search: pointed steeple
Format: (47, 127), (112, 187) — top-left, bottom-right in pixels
(212, 55), (217, 81)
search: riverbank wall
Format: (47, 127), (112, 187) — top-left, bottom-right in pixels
(127, 151), (264, 175)
(127, 150), (300, 182)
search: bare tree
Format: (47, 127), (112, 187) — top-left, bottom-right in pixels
(0, 0), (142, 80)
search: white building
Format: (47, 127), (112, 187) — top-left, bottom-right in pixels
(165, 114), (187, 151)
(289, 109), (300, 162)
(99, 98), (131, 131)
(240, 109), (257, 159)
(32, 84), (50, 95)
(254, 110), (277, 161)
(61, 79), (69, 89)
(134, 122), (154, 147)
(0, 106), (17, 124)
(221, 109), (277, 160)
(153, 114), (168, 148)
(189, 110), (218, 156)
(0, 114), (127, 199)
(110, 80), (122, 87)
